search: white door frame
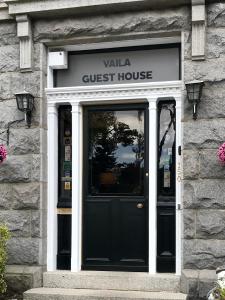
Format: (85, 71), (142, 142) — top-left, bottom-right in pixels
(46, 80), (182, 274)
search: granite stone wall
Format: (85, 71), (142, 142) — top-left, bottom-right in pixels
(0, 19), (47, 299)
(181, 3), (225, 299)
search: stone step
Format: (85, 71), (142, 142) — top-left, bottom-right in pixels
(24, 288), (187, 300)
(43, 271), (180, 292)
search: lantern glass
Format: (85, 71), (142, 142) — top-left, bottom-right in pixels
(185, 81), (204, 103)
(15, 92), (34, 112)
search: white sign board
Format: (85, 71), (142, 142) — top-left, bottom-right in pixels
(55, 47), (180, 87)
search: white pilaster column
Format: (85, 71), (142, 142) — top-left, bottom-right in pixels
(192, 1), (206, 60)
(47, 103), (58, 271)
(148, 99), (157, 274)
(16, 14), (33, 70)
(175, 98), (182, 275)
(71, 103), (82, 272)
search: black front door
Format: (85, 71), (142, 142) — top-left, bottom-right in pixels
(82, 104), (148, 271)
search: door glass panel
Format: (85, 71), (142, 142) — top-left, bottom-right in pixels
(158, 101), (176, 198)
(88, 109), (145, 195)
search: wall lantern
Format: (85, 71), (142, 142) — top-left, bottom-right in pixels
(15, 91), (34, 128)
(185, 80), (204, 120)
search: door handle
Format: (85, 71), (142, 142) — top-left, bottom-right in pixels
(137, 203), (144, 209)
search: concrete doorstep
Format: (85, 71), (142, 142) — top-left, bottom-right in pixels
(43, 271), (181, 292)
(24, 287), (187, 300)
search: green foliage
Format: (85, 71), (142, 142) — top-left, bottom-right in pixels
(0, 225), (10, 294)
(218, 286), (225, 300)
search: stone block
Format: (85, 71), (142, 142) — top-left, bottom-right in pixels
(0, 210), (31, 237)
(33, 7), (190, 41)
(183, 150), (199, 179)
(7, 238), (40, 265)
(181, 269), (217, 300)
(198, 270), (217, 300)
(206, 28), (225, 59)
(180, 269), (199, 299)
(31, 211), (40, 238)
(183, 209), (196, 239)
(41, 210), (47, 239)
(40, 152), (47, 182)
(0, 99), (19, 127)
(40, 237), (47, 266)
(198, 82), (225, 119)
(199, 149), (225, 179)
(8, 128), (40, 155)
(183, 179), (225, 209)
(0, 155), (40, 183)
(0, 155), (31, 183)
(0, 184), (12, 209)
(2, 265), (43, 300)
(0, 71), (41, 100)
(183, 181), (195, 209)
(208, 3), (225, 27)
(23, 266), (43, 288)
(0, 21), (18, 46)
(12, 183), (40, 209)
(184, 57), (225, 82)
(183, 239), (225, 269)
(31, 155), (41, 181)
(196, 209), (225, 239)
(183, 119), (225, 149)
(5, 274), (32, 300)
(0, 44), (19, 73)
(202, 81), (225, 102)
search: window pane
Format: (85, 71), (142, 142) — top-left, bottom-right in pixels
(88, 109), (145, 195)
(58, 106), (72, 207)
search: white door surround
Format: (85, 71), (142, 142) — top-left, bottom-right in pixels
(46, 81), (182, 275)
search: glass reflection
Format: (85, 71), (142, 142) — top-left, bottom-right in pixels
(88, 109), (145, 195)
(158, 102), (176, 197)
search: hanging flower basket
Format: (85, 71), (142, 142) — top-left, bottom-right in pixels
(218, 142), (225, 164)
(0, 145), (7, 164)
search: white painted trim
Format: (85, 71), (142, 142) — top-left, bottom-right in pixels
(175, 98), (182, 275)
(46, 81), (182, 104)
(71, 104), (82, 271)
(47, 103), (58, 271)
(46, 81), (182, 273)
(148, 99), (157, 274)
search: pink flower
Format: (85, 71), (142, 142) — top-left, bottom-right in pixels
(218, 142), (225, 164)
(0, 145), (7, 163)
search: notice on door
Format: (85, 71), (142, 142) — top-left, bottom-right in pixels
(55, 47), (180, 87)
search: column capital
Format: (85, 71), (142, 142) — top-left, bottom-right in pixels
(147, 98), (157, 110)
(71, 103), (81, 114)
(48, 103), (58, 115)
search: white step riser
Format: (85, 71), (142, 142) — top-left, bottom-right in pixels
(24, 288), (187, 300)
(43, 272), (180, 292)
